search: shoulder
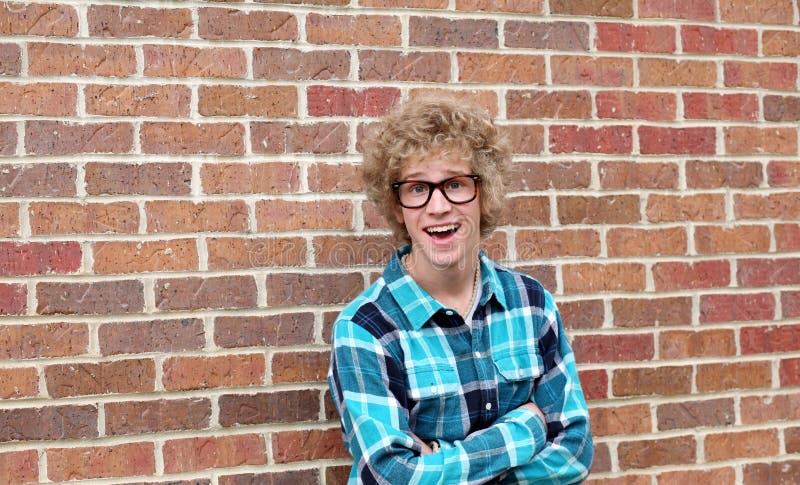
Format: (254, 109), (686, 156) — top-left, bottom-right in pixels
(489, 259), (552, 309)
(333, 277), (404, 344)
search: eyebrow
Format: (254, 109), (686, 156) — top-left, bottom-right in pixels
(400, 171), (470, 181)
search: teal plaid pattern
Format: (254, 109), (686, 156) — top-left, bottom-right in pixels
(328, 246), (593, 484)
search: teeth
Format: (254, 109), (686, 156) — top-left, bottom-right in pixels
(426, 224), (458, 233)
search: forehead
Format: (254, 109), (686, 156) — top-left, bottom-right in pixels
(399, 147), (473, 180)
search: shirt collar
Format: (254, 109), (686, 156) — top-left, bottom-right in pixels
(384, 245), (508, 331)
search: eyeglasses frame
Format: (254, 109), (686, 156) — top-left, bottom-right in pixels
(391, 174), (481, 209)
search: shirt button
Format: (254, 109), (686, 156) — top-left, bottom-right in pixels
(445, 310), (454, 316)
(485, 403), (492, 410)
(475, 352), (482, 358)
(430, 385), (438, 393)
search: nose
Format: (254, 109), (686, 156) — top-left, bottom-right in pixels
(425, 187), (452, 213)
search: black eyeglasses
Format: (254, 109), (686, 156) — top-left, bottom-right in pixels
(391, 174), (480, 209)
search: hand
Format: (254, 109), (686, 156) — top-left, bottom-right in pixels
(518, 401), (546, 425)
(412, 432), (435, 455)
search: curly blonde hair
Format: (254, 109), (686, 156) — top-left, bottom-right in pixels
(362, 96), (513, 244)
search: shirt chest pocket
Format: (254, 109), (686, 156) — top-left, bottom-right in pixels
(492, 348), (544, 383)
(405, 363), (464, 441)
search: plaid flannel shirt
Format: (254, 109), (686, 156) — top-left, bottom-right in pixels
(328, 246), (593, 484)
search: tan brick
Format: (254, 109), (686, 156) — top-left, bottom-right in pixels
(507, 90), (591, 119)
(613, 366), (693, 396)
(272, 428), (348, 463)
(697, 361), (772, 392)
(85, 85), (190, 117)
(48, 443), (155, 481)
(199, 7), (296, 40)
(505, 21), (590, 50)
(720, 0), (794, 24)
(202, 162), (301, 195)
(724, 60), (797, 90)
(706, 430), (779, 461)
(639, 58), (717, 86)
(516, 229), (600, 258)
(163, 354), (264, 391)
(85, 162), (191, 196)
(198, 85), (297, 117)
(251, 121), (348, 154)
(657, 398), (735, 431)
(88, 5), (191, 38)
(646, 194), (726, 223)
(607, 227), (687, 257)
(695, 225), (771, 254)
(307, 163), (362, 193)
(164, 434), (265, 473)
(256, 199), (353, 231)
(93, 239), (198, 274)
(511, 161), (591, 191)
(0, 322), (88, 359)
(145, 200), (248, 233)
(0, 367), (38, 399)
(456, 0), (543, 13)
(0, 450), (37, 485)
(725, 126), (797, 155)
(612, 297), (691, 327)
(207, 236), (306, 269)
(558, 195), (640, 224)
(551, 56), (632, 86)
(0, 83), (75, 116)
(28, 42), (135, 77)
(596, 91), (676, 121)
(458, 53), (545, 84)
(0, 2), (77, 36)
(359, 50), (450, 82)
(0, 203), (18, 236)
(307, 13), (401, 46)
(618, 435), (696, 470)
(563, 263), (646, 294)
(253, 48), (349, 81)
(550, 0), (632, 17)
(144, 45), (246, 78)
(25, 121), (133, 155)
(660, 329), (736, 359)
(763, 30), (800, 56)
(589, 404), (651, 437)
(29, 202), (138, 235)
(639, 0), (715, 20)
(272, 351), (330, 383)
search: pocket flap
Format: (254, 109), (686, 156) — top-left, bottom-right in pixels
(406, 364), (460, 400)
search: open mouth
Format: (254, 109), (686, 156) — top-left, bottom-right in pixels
(425, 223), (460, 240)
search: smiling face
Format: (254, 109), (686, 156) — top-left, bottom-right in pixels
(394, 148), (482, 277)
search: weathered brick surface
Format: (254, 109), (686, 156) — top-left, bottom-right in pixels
(106, 398), (210, 435)
(0, 405), (97, 441)
(163, 434), (266, 473)
(155, 276), (256, 311)
(198, 8), (297, 41)
(163, 354), (264, 391)
(144, 45), (246, 78)
(86, 85), (190, 117)
(99, 318), (205, 356)
(48, 443), (155, 481)
(657, 398), (735, 430)
(253, 48), (349, 80)
(0, 2), (77, 36)
(28, 42), (136, 77)
(25, 121), (133, 155)
(36, 280), (144, 315)
(85, 162), (191, 196)
(29, 202), (139, 235)
(88, 5), (191, 38)
(45, 359), (155, 397)
(0, 322), (88, 359)
(0, 450), (37, 484)
(0, 367), (38, 399)
(215, 313), (315, 348)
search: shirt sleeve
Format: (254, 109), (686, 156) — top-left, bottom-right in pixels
(500, 290), (593, 484)
(328, 318), (548, 485)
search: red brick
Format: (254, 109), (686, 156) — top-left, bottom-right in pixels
(639, 126), (716, 155)
(257, 0), (348, 4)
(515, 264), (555, 293)
(145, 200), (247, 233)
(782, 358), (800, 385)
(25, 121), (132, 155)
(99, 318), (205, 356)
(410, 16), (497, 48)
(788, 428), (800, 453)
(720, 0), (795, 24)
(725, 61), (797, 91)
(272, 428), (348, 463)
(307, 13), (400, 46)
(550, 125), (632, 154)
(686, 160), (762, 189)
(141, 122), (244, 155)
(199, 7), (296, 40)
(552, 56), (632, 86)
(253, 48), (349, 80)
(507, 90), (591, 120)
(458, 53), (545, 84)
(657, 398), (735, 431)
(684, 93), (759, 121)
(215, 313), (315, 348)
(744, 460), (800, 485)
(659, 468), (736, 484)
(613, 365), (694, 396)
(503, 124), (544, 154)
(198, 85), (298, 117)
(560, 299), (604, 330)
(0, 450), (37, 485)
(741, 393), (800, 424)
(221, 470), (319, 485)
(0, 241), (81, 276)
(45, 359), (155, 397)
(0, 203), (17, 236)
(785, 291), (800, 318)
(682, 25), (758, 54)
(48, 443), (154, 481)
(308, 163), (362, 193)
(735, 193), (800, 220)
(768, 161), (800, 187)
(456, 0), (543, 13)
(639, 0), (715, 20)
(501, 196), (549, 225)
(155, 275), (257, 311)
(590, 444), (612, 474)
(93, 239), (197, 274)
(706, 429), (779, 462)
(0, 367), (38, 399)
(551, 0), (632, 16)
(596, 23), (674, 53)
(504, 21), (589, 50)
(599, 161), (677, 189)
(765, 95), (800, 122)
(36, 280), (144, 315)
(313, 235), (394, 267)
(409, 88), (499, 117)
(267, 272), (363, 306)
(0, 2), (77, 36)
(0, 121), (15, 155)
(29, 202), (138, 235)
(0, 404), (97, 440)
(701, 293), (775, 323)
(578, 369), (607, 401)
(512, 161), (590, 191)
(272, 351), (330, 383)
(208, 236), (306, 270)
(727, 126), (798, 155)
(516, 229), (600, 259)
(557, 195), (639, 224)
(202, 162), (300, 194)
(0, 322), (87, 359)
(85, 84), (190, 117)
(219, 390), (320, 426)
(0, 43), (20, 75)
(573, 334), (653, 364)
(653, 260), (730, 291)
(359, 50), (450, 82)
(613, 297), (691, 327)
(308, 86), (400, 117)
(563, 263), (645, 294)
(257, 199), (352, 231)
(697, 361), (772, 392)
(777, 224), (800, 251)
(618, 435), (696, 469)
(738, 257), (800, 287)
(639, 58), (717, 87)
(86, 162), (191, 196)
(28, 42), (135, 77)
(164, 434), (266, 473)
(607, 227), (686, 257)
(695, 225), (770, 254)
(0, 283), (26, 315)
(359, 0), (447, 7)
(105, 398), (210, 435)
(596, 91), (676, 121)
(660, 329), (736, 359)
(742, 324), (800, 354)
(251, 121), (348, 154)
(647, 194), (725, 223)
(0, 82), (75, 116)
(763, 30), (800, 56)
(88, 5), (191, 38)
(144, 45), (246, 78)
(163, 354), (264, 391)
(590, 404), (650, 437)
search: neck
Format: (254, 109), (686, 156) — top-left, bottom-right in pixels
(403, 248), (480, 316)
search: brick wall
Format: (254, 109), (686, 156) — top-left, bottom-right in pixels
(0, 0), (799, 483)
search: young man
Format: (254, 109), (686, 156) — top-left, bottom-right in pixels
(328, 97), (593, 483)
